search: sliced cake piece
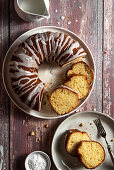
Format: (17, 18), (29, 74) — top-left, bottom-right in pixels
(77, 141), (105, 169)
(67, 61), (94, 85)
(65, 129), (91, 156)
(64, 74), (90, 99)
(49, 86), (79, 115)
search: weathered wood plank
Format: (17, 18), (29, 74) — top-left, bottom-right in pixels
(103, 0), (114, 118)
(0, 0), (10, 169)
(76, 0), (103, 113)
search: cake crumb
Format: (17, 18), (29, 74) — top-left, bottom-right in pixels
(30, 131), (35, 136)
(104, 51), (108, 54)
(43, 101), (46, 105)
(79, 123), (84, 127)
(45, 124), (49, 128)
(38, 137), (40, 141)
(111, 139), (114, 142)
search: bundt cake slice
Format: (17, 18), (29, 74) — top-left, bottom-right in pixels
(77, 141), (105, 169)
(66, 61), (94, 85)
(65, 129), (91, 156)
(64, 74), (90, 99)
(49, 86), (79, 115)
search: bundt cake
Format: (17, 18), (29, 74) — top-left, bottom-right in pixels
(65, 129), (91, 156)
(64, 74), (90, 99)
(49, 86), (79, 115)
(9, 32), (86, 111)
(77, 141), (105, 169)
(66, 61), (94, 85)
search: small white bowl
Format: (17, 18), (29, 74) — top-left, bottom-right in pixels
(25, 151), (51, 170)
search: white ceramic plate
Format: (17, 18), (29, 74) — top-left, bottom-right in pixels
(2, 26), (95, 119)
(51, 111), (114, 170)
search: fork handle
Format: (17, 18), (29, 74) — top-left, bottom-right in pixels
(107, 145), (114, 166)
(105, 138), (114, 166)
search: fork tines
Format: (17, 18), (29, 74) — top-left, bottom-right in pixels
(94, 118), (101, 126)
(94, 118), (106, 137)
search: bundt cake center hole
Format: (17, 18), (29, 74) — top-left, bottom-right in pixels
(38, 62), (64, 84)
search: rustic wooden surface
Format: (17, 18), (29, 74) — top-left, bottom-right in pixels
(0, 0), (114, 169)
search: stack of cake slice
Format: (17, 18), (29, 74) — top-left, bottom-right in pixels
(50, 61), (94, 115)
(66, 61), (94, 85)
(65, 129), (105, 169)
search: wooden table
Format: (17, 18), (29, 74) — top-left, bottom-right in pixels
(0, 0), (113, 169)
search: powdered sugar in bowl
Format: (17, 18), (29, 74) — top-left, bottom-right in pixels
(25, 151), (51, 170)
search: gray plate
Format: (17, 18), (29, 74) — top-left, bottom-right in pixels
(2, 26), (95, 119)
(51, 111), (114, 170)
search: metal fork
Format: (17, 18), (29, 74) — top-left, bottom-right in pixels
(94, 118), (114, 166)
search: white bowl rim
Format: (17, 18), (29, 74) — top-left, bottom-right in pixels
(25, 150), (51, 170)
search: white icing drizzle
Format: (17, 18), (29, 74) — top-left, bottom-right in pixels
(41, 40), (48, 59)
(50, 32), (64, 61)
(60, 48), (86, 65)
(31, 93), (40, 109)
(75, 47), (84, 55)
(56, 38), (74, 62)
(59, 41), (79, 60)
(24, 42), (40, 64)
(35, 34), (45, 62)
(26, 38), (41, 65)
(14, 77), (38, 94)
(18, 84), (37, 97)
(25, 82), (44, 105)
(10, 55), (38, 68)
(26, 82), (44, 110)
(78, 52), (87, 57)
(37, 33), (49, 60)
(9, 31), (86, 111)
(9, 69), (38, 78)
(55, 33), (64, 54)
